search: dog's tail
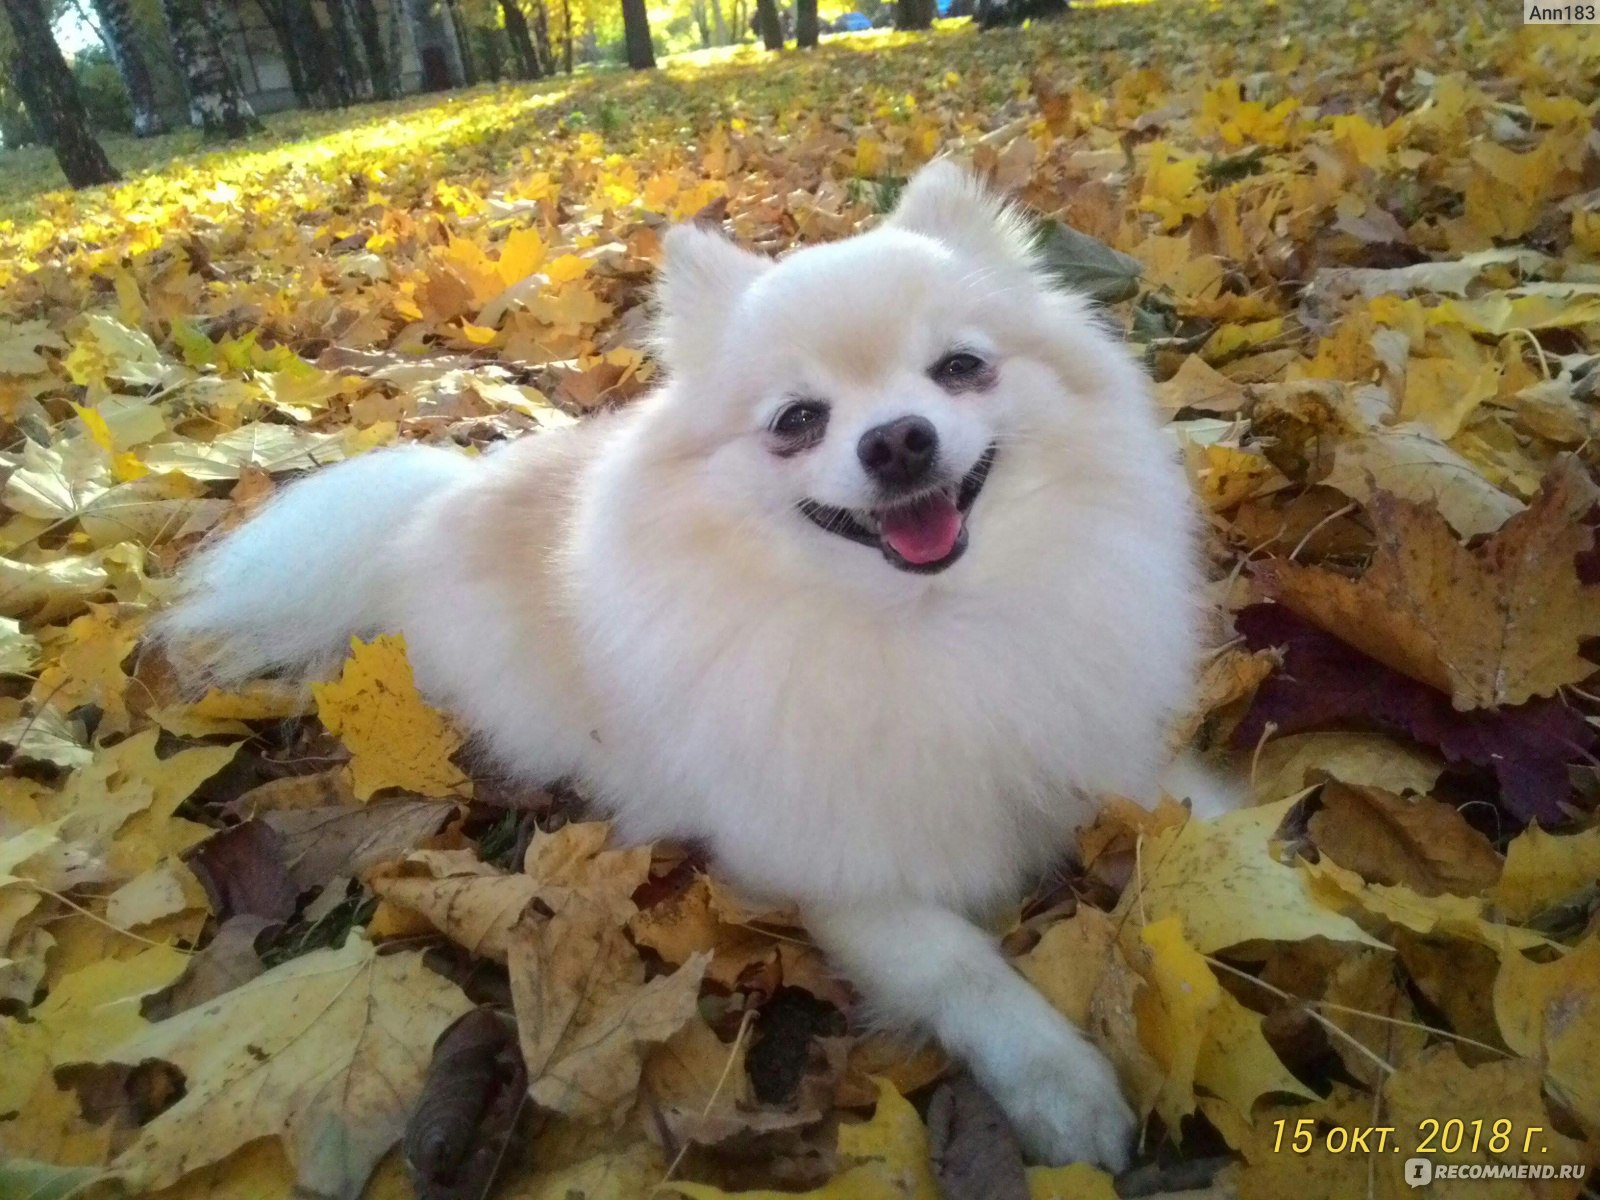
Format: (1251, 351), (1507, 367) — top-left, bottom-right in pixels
(153, 445), (474, 688)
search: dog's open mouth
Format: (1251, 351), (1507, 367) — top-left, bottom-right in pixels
(798, 446), (996, 574)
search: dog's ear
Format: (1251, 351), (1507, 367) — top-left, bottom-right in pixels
(654, 223), (769, 374)
(888, 159), (1037, 269)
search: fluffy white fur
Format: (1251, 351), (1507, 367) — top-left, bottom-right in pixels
(156, 161), (1212, 1169)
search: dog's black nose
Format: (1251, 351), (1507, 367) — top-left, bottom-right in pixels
(858, 416), (938, 489)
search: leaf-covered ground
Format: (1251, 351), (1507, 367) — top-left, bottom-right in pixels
(4, 1), (1600, 1198)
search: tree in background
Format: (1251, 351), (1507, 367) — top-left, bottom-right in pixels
(2, 0), (120, 183)
(754, 0), (780, 48)
(350, 0), (396, 98)
(619, 0), (652, 67)
(500, 0), (542, 78)
(530, 0), (552, 72)
(407, 0), (465, 90)
(160, 0), (261, 136)
(795, 0), (815, 45)
(88, 0), (167, 133)
(255, 0), (351, 107)
(895, 0), (933, 29)
(325, 0), (370, 98)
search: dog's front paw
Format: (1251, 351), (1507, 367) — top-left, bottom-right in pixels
(986, 1040), (1135, 1172)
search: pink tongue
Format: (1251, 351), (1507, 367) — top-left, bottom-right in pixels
(880, 494), (963, 565)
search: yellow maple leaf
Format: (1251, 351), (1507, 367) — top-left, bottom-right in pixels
(312, 634), (472, 800)
(1139, 142), (1207, 229)
(1493, 824), (1600, 922)
(1494, 932), (1600, 1133)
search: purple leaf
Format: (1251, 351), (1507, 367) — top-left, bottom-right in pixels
(1232, 604), (1591, 825)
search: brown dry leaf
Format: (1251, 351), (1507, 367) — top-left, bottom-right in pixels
(373, 821), (649, 961)
(1319, 949), (1428, 1087)
(631, 873), (783, 990)
(262, 800), (457, 892)
(1394, 933), (1505, 1059)
(1308, 781), (1502, 897)
(1257, 458), (1600, 710)
(228, 768), (356, 816)
(510, 893), (708, 1124)
(1322, 422), (1526, 540)
(521, 821), (652, 924)
(640, 1016), (821, 1149)
(142, 915), (278, 1021)
(630, 872), (835, 1000)
(371, 860), (538, 962)
(77, 934), (472, 1199)
(1156, 355), (1250, 415)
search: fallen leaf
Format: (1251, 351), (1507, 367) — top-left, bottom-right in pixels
(1113, 796), (1384, 953)
(311, 635), (471, 801)
(1258, 459), (1600, 709)
(247, 800), (454, 894)
(75, 934), (472, 1198)
(1233, 603), (1593, 823)
(1492, 824), (1600, 922)
(509, 894), (707, 1124)
(1493, 932), (1600, 1134)
(1307, 781), (1502, 897)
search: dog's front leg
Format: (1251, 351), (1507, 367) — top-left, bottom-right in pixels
(805, 899), (1134, 1172)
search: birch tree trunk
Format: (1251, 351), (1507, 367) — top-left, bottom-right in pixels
(160, 0), (262, 137)
(88, 0), (169, 135)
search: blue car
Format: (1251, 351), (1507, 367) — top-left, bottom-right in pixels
(834, 11), (871, 30)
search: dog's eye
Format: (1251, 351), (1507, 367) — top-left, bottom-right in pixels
(932, 352), (987, 383)
(772, 401), (829, 438)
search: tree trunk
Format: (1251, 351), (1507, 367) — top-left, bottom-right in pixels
(407, 0), (463, 88)
(708, 0), (726, 43)
(619, 0), (653, 68)
(256, 0), (344, 107)
(500, 0), (538, 78)
(895, 0), (933, 29)
(351, 0), (395, 97)
(795, 0), (816, 45)
(560, 0), (572, 72)
(2, 0), (121, 186)
(254, 0), (310, 105)
(326, 0), (369, 98)
(529, 0), (551, 75)
(442, 0), (476, 84)
(88, 0), (168, 135)
(754, 0), (781, 48)
(161, 0), (261, 137)
(297, 0), (352, 104)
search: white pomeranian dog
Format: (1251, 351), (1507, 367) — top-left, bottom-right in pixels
(157, 161), (1211, 1170)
